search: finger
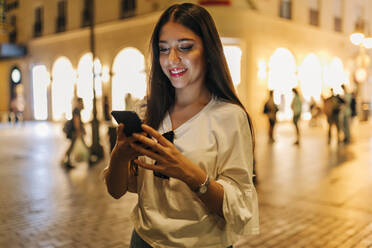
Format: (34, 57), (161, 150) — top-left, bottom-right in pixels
(130, 142), (164, 162)
(117, 124), (126, 139)
(134, 159), (164, 173)
(141, 124), (173, 146)
(132, 133), (163, 152)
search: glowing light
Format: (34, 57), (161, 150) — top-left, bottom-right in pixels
(355, 68), (368, 83)
(77, 53), (94, 122)
(350, 33), (365, 45)
(112, 48), (147, 110)
(223, 45), (242, 87)
(11, 68), (21, 83)
(52, 57), (75, 121)
(268, 48), (298, 120)
(323, 57), (347, 94)
(298, 53), (322, 102)
(32, 65), (50, 120)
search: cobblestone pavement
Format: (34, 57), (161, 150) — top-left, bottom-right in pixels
(1, 119), (372, 248)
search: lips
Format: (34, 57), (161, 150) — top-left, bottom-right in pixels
(169, 68), (187, 77)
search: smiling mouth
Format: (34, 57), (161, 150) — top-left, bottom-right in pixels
(169, 68), (187, 77)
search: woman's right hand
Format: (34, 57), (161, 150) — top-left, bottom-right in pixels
(112, 123), (141, 161)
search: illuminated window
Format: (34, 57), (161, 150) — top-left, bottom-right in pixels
(32, 65), (50, 120)
(51, 57), (75, 121)
(112, 48), (146, 111)
(223, 45), (242, 87)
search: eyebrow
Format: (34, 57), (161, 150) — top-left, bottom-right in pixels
(159, 38), (195, 43)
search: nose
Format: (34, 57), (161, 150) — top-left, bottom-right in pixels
(168, 48), (181, 64)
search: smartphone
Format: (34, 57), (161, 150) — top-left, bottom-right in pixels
(111, 110), (143, 137)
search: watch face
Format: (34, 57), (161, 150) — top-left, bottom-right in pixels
(200, 185), (207, 194)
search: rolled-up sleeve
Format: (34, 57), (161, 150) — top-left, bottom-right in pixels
(214, 109), (259, 240)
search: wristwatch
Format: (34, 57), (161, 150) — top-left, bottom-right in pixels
(194, 175), (210, 196)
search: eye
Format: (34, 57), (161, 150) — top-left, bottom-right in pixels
(179, 44), (194, 51)
(159, 47), (169, 54)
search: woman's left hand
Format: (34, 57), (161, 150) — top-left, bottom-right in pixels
(129, 124), (202, 183)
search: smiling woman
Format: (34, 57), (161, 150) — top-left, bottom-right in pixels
(103, 3), (259, 248)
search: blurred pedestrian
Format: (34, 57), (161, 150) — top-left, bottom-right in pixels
(125, 93), (138, 111)
(103, 3), (259, 247)
(9, 95), (24, 125)
(309, 97), (322, 127)
(323, 89), (345, 144)
(263, 90), (279, 142)
(63, 97), (88, 169)
(9, 84), (25, 125)
(341, 84), (352, 144)
(103, 95), (111, 122)
(291, 88), (302, 145)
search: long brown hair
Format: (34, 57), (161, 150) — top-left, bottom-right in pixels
(145, 3), (255, 149)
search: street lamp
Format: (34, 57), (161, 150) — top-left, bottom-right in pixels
(88, 0), (104, 165)
(349, 19), (372, 121)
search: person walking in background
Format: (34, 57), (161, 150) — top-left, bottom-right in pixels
(103, 3), (259, 247)
(323, 89), (345, 144)
(341, 84), (352, 144)
(63, 97), (87, 169)
(263, 90), (279, 143)
(309, 97), (322, 127)
(291, 88), (302, 145)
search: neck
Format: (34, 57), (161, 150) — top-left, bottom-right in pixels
(174, 85), (211, 108)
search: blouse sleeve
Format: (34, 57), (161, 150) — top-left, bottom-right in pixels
(214, 108), (259, 240)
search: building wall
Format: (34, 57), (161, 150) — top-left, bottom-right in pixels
(1, 0), (372, 128)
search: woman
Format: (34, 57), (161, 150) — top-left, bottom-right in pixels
(104, 3), (259, 247)
(291, 88), (302, 145)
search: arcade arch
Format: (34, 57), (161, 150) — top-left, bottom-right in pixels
(51, 57), (75, 121)
(112, 47), (147, 111)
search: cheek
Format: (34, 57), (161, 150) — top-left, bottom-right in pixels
(189, 53), (205, 72)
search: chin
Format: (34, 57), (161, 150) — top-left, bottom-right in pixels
(170, 80), (187, 89)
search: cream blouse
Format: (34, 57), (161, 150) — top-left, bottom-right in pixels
(131, 97), (259, 248)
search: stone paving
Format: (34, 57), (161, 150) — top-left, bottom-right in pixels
(1, 119), (372, 247)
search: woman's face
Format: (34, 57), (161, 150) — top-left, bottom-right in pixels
(158, 22), (206, 91)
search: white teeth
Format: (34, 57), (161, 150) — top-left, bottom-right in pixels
(170, 68), (186, 74)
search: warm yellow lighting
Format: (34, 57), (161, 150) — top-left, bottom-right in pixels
(77, 53), (94, 122)
(298, 53), (322, 102)
(350, 33), (365, 45)
(101, 65), (110, 83)
(355, 68), (368, 83)
(223, 45), (242, 87)
(52, 57), (75, 121)
(268, 48), (298, 120)
(257, 59), (267, 81)
(362, 37), (372, 49)
(112, 48), (147, 110)
(32, 65), (50, 120)
(323, 57), (346, 94)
